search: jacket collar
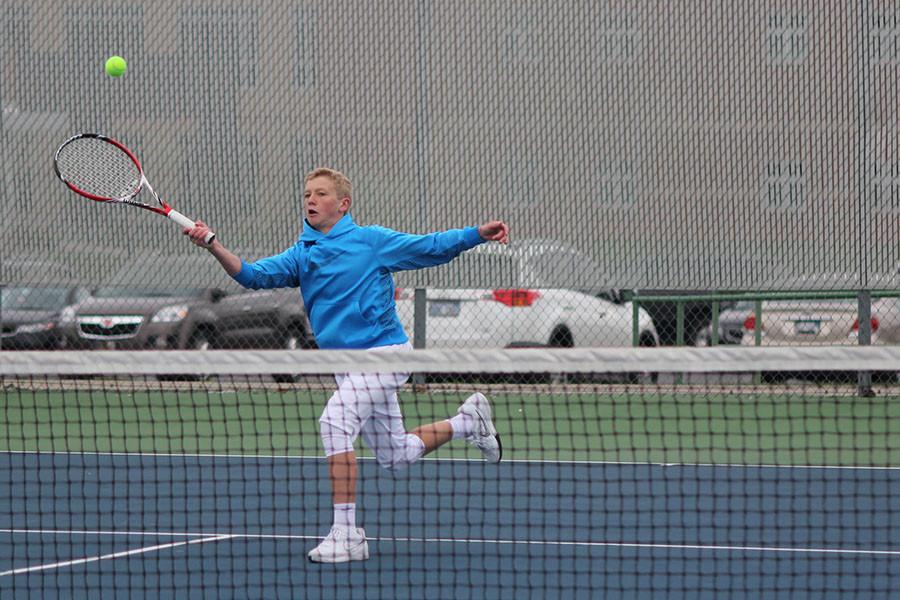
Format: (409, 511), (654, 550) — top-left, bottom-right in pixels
(300, 213), (356, 243)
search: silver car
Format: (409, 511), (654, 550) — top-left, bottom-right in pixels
(695, 301), (753, 346)
(739, 298), (900, 346)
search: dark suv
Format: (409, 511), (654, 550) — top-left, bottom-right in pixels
(213, 288), (316, 350)
(1, 286), (90, 349)
(60, 287), (315, 351)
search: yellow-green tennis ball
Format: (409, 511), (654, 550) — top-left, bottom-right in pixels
(105, 56), (127, 78)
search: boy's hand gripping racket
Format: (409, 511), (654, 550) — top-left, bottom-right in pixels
(53, 133), (215, 244)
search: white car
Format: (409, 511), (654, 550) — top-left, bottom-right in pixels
(394, 240), (659, 350)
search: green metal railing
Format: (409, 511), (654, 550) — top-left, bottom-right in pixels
(630, 290), (900, 347)
(629, 290), (900, 391)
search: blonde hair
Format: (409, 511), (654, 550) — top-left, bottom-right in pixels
(304, 167), (352, 200)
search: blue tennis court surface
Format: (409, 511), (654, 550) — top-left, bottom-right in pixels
(1, 452), (898, 599)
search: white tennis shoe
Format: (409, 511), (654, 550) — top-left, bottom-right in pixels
(458, 393), (502, 463)
(307, 526), (369, 563)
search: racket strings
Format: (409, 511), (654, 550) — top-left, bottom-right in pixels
(56, 138), (141, 201)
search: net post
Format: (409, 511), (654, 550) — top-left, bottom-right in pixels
(412, 288), (427, 389)
(857, 290), (874, 397)
(675, 300), (685, 384)
(631, 297), (640, 347)
(711, 299), (720, 346)
(753, 299), (763, 384)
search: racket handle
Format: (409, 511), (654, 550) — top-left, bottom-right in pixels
(169, 209), (216, 244)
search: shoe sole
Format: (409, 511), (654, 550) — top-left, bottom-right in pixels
(308, 545), (369, 563)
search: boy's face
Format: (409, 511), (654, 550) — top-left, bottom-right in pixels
(304, 176), (350, 234)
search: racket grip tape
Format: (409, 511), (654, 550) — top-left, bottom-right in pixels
(168, 209), (216, 244)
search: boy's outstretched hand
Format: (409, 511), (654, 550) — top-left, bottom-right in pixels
(478, 221), (510, 244)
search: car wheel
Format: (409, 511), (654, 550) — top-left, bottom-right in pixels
(282, 326), (309, 351)
(273, 326), (310, 383)
(547, 327), (575, 384)
(628, 333), (659, 384)
(873, 371), (898, 385)
(191, 332), (212, 351)
(284, 334), (300, 350)
(158, 329), (213, 381)
(694, 330), (711, 347)
(762, 372), (788, 384)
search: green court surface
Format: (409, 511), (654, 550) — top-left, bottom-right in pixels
(2, 383), (899, 467)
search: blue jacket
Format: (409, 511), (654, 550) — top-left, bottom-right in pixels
(232, 214), (486, 349)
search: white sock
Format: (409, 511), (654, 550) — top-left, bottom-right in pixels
(333, 503), (356, 529)
(448, 413), (475, 440)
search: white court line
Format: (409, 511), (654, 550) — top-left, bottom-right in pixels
(0, 534), (233, 577)
(1, 529), (898, 560)
(1, 450), (898, 470)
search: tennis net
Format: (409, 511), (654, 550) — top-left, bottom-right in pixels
(1, 347), (899, 598)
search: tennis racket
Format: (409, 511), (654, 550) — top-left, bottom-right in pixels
(53, 133), (215, 244)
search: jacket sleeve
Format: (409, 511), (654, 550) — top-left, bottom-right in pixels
(231, 245), (301, 289)
(370, 226), (486, 272)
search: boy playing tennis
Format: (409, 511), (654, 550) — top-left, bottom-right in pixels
(185, 167), (508, 563)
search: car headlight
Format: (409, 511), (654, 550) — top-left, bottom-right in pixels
(151, 305), (190, 323)
(59, 306), (76, 324)
(17, 321), (55, 333)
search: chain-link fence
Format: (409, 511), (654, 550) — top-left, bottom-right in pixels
(2, 1), (899, 358)
(4, 4), (900, 596)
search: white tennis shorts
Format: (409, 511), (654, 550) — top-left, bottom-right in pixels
(318, 341), (426, 469)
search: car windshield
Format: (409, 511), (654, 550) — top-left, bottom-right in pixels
(92, 287), (205, 299)
(524, 251), (604, 289)
(467, 243), (604, 289)
(441, 253), (520, 288)
(0, 287), (71, 310)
